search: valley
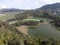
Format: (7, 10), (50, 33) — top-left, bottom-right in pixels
(0, 3), (60, 45)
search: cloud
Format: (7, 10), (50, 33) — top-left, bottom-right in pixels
(0, 0), (60, 9)
(0, 3), (7, 9)
(0, 5), (7, 9)
(9, 0), (44, 9)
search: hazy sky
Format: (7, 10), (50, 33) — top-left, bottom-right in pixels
(0, 0), (60, 9)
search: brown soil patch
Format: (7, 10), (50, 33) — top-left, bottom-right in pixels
(16, 25), (28, 35)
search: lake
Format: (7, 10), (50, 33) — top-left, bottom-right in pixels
(28, 24), (60, 39)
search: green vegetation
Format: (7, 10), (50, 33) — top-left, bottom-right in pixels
(20, 18), (46, 22)
(0, 21), (60, 45)
(0, 12), (20, 21)
(0, 5), (60, 45)
(0, 21), (21, 45)
(21, 18), (40, 22)
(0, 15), (14, 21)
(9, 20), (18, 25)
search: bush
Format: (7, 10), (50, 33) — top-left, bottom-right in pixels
(20, 21), (39, 26)
(39, 20), (44, 23)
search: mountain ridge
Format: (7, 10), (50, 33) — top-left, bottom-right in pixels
(36, 3), (60, 13)
(0, 8), (26, 12)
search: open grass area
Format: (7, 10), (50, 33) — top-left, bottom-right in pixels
(20, 18), (47, 22)
(21, 18), (40, 22)
(0, 12), (18, 21)
(0, 15), (15, 21)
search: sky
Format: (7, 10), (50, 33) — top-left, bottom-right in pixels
(0, 0), (60, 9)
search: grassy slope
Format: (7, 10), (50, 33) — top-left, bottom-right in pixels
(0, 27), (19, 45)
(0, 23), (28, 45)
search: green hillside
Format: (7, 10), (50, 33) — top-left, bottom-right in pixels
(0, 21), (30, 45)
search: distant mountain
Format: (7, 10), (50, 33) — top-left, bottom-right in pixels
(1, 3), (60, 13)
(36, 3), (60, 14)
(0, 8), (25, 12)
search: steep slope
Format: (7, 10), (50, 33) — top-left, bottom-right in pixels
(0, 21), (29, 45)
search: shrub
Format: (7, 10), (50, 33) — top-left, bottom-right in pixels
(20, 21), (39, 26)
(39, 20), (44, 23)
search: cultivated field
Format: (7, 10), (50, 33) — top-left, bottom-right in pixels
(0, 12), (19, 21)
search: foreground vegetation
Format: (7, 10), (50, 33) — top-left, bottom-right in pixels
(0, 21), (60, 45)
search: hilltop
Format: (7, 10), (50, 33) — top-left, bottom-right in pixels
(35, 3), (60, 15)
